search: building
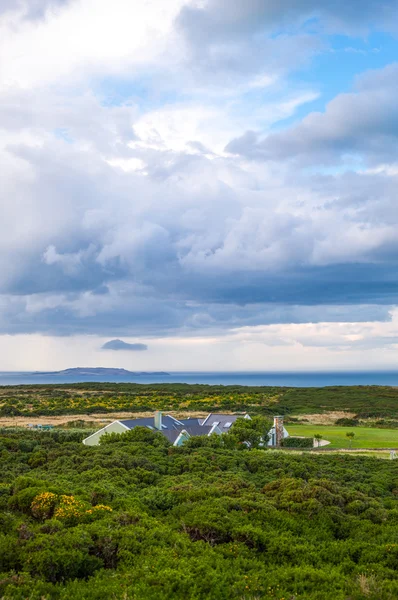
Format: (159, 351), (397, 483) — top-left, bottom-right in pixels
(82, 411), (251, 447)
(82, 411), (289, 448)
(267, 416), (289, 447)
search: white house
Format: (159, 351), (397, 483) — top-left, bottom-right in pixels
(82, 411), (288, 447)
(82, 411), (251, 447)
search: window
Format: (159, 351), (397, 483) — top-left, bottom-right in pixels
(224, 422), (232, 428)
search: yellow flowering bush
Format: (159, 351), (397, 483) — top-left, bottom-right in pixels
(54, 495), (87, 525)
(92, 504), (112, 513)
(53, 495), (113, 525)
(31, 492), (58, 520)
(85, 504), (113, 521)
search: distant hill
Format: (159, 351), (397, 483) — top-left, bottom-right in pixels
(32, 367), (169, 376)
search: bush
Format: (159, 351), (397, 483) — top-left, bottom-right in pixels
(31, 492), (58, 520)
(26, 546), (102, 583)
(9, 487), (45, 514)
(335, 418), (359, 427)
(139, 488), (176, 512)
(282, 437), (313, 448)
(0, 534), (22, 571)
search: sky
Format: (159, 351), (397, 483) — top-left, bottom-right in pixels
(2, 0), (398, 371)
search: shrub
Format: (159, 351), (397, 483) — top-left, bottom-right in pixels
(85, 505), (113, 522)
(335, 418), (360, 427)
(282, 437), (313, 448)
(31, 492), (58, 520)
(9, 487), (44, 515)
(0, 534), (22, 571)
(26, 546), (102, 583)
(53, 495), (87, 525)
(140, 488), (176, 512)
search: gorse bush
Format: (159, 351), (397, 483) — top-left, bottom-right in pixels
(31, 492), (58, 520)
(1, 426), (398, 599)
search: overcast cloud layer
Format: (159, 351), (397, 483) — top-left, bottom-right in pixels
(2, 0), (398, 370)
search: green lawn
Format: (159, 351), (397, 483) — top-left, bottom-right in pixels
(287, 424), (398, 449)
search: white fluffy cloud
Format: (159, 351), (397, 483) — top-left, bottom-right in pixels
(0, 0), (186, 89)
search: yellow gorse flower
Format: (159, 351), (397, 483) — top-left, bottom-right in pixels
(31, 492), (58, 520)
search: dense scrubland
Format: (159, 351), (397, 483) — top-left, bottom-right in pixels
(1, 384), (398, 598)
(1, 426), (398, 600)
(2, 383), (398, 420)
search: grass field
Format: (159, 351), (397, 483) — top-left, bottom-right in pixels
(287, 424), (398, 449)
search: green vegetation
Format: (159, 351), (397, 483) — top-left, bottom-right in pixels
(335, 418), (360, 427)
(1, 382), (398, 419)
(314, 433), (323, 447)
(287, 425), (398, 449)
(281, 436), (313, 448)
(1, 426), (398, 599)
(347, 432), (356, 448)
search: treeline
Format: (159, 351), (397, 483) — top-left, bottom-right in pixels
(2, 383), (398, 418)
(1, 426), (398, 598)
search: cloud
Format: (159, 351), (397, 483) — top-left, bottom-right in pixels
(2, 0), (398, 355)
(177, 0), (398, 42)
(0, 0), (186, 90)
(101, 339), (148, 351)
(173, 0), (398, 90)
(2, 123), (398, 337)
(226, 64), (398, 165)
(0, 0), (72, 20)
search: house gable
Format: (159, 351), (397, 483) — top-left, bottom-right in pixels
(82, 421), (130, 446)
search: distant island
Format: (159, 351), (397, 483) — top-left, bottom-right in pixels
(32, 367), (169, 377)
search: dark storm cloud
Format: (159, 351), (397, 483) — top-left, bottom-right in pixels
(0, 287), (392, 337)
(101, 339), (148, 351)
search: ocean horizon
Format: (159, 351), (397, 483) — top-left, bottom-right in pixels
(1, 370), (398, 387)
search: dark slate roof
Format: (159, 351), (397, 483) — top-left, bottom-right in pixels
(177, 418), (201, 427)
(201, 414), (244, 429)
(117, 413), (245, 444)
(183, 424), (213, 437)
(161, 429), (183, 444)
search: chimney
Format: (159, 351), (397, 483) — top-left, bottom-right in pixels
(274, 416), (284, 447)
(154, 411), (162, 430)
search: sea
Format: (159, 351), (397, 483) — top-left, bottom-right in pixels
(1, 371), (398, 387)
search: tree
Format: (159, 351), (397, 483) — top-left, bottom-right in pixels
(314, 434), (323, 448)
(346, 431), (355, 448)
(230, 416), (272, 449)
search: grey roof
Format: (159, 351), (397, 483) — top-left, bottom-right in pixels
(200, 414), (244, 429)
(161, 429), (183, 444)
(177, 418), (201, 427)
(183, 424), (213, 437)
(119, 417), (213, 439)
(116, 413), (248, 445)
